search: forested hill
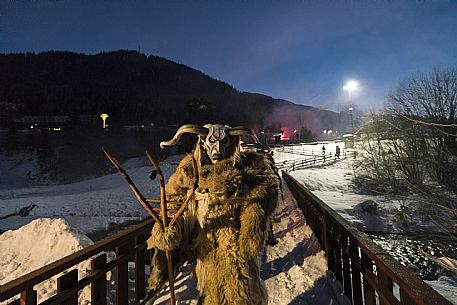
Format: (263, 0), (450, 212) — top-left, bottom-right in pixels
(0, 50), (338, 134)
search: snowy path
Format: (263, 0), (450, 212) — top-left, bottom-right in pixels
(152, 182), (350, 305)
(1, 182), (350, 305)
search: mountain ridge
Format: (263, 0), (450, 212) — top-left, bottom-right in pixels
(0, 50), (340, 134)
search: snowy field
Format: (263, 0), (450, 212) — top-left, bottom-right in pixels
(0, 149), (350, 305)
(1, 143), (455, 304)
(0, 154), (182, 233)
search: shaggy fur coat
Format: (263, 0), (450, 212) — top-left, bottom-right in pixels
(147, 150), (279, 305)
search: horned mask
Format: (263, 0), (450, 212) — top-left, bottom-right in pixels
(160, 124), (266, 164)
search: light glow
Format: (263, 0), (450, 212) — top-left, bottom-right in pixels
(343, 80), (358, 97)
(100, 113), (109, 129)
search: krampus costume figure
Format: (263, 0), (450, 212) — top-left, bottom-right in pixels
(147, 124), (279, 305)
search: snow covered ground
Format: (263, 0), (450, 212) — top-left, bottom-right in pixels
(0, 150), (349, 305)
(151, 183), (350, 305)
(274, 145), (457, 304)
(1, 144), (455, 304)
(0, 155), (184, 234)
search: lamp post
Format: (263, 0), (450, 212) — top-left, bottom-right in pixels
(100, 113), (109, 129)
(343, 81), (358, 133)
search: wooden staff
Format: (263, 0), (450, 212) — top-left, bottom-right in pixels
(103, 148), (199, 305)
(102, 148), (163, 227)
(145, 151), (176, 305)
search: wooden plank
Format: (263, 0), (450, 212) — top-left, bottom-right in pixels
(323, 214), (335, 272)
(340, 234), (353, 302)
(135, 235), (146, 303)
(8, 298), (20, 305)
(333, 235), (343, 284)
(400, 288), (416, 305)
(361, 252), (376, 305)
(378, 268), (394, 305)
(57, 269), (78, 305)
(19, 288), (36, 305)
(349, 238), (363, 305)
(91, 254), (107, 305)
(116, 244), (129, 305)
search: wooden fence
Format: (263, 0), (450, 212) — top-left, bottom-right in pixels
(1, 173), (453, 305)
(0, 220), (155, 305)
(276, 149), (355, 172)
(283, 171), (453, 305)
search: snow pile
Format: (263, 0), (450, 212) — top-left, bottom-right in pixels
(0, 218), (94, 305)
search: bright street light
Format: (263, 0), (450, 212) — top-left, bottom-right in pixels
(100, 113), (109, 129)
(342, 80), (358, 97)
(342, 80), (358, 133)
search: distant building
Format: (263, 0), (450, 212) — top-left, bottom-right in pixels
(343, 134), (355, 148)
(76, 115), (99, 126)
(14, 115), (72, 130)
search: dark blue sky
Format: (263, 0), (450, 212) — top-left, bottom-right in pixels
(1, 0), (457, 111)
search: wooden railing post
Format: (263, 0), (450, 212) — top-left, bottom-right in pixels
(116, 244), (129, 305)
(400, 289), (416, 305)
(340, 234), (353, 302)
(377, 268), (394, 305)
(361, 252), (376, 305)
(20, 288), (37, 305)
(91, 254), (107, 305)
(57, 269), (78, 305)
(332, 231), (343, 285)
(323, 213), (335, 272)
(349, 237), (363, 305)
(135, 235), (146, 303)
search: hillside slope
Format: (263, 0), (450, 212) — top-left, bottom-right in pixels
(0, 51), (340, 134)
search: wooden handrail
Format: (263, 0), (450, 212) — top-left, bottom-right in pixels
(283, 172), (452, 305)
(0, 219), (154, 303)
(2, 172), (452, 305)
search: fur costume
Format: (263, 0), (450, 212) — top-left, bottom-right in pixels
(147, 149), (279, 305)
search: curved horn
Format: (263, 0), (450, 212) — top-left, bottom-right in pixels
(228, 126), (269, 151)
(160, 124), (208, 149)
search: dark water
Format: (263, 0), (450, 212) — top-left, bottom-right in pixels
(369, 233), (457, 280)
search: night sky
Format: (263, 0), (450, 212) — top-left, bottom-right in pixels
(2, 0), (457, 111)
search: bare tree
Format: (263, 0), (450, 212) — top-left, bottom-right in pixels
(388, 67), (457, 191)
(355, 68), (457, 234)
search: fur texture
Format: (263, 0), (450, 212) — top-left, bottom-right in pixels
(147, 151), (279, 305)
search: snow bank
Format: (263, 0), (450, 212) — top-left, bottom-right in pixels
(0, 218), (94, 304)
(426, 277), (457, 305)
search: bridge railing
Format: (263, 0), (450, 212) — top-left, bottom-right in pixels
(0, 220), (155, 305)
(283, 172), (453, 305)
